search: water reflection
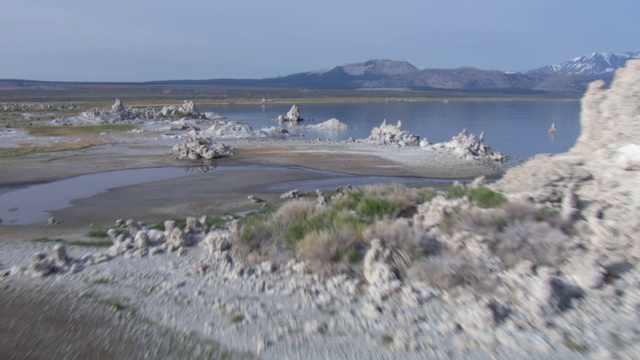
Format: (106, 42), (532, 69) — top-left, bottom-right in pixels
(182, 162), (216, 173)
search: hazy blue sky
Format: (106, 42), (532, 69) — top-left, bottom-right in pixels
(1, 0), (638, 82)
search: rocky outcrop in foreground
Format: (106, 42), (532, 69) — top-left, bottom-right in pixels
(171, 137), (234, 160)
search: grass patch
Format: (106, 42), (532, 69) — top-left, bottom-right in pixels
(68, 239), (113, 248)
(610, 332), (627, 350)
(381, 334), (394, 347)
(445, 185), (507, 209)
(31, 237), (65, 244)
(24, 124), (136, 137)
(356, 197), (398, 220)
(447, 184), (467, 199)
(229, 313), (245, 324)
(418, 188), (437, 203)
(563, 335), (590, 354)
(469, 187), (507, 209)
(236, 184), (430, 273)
(99, 299), (126, 312)
(148, 223), (165, 231)
(237, 207), (276, 249)
(206, 216), (229, 229)
(91, 278), (110, 285)
(86, 229), (109, 238)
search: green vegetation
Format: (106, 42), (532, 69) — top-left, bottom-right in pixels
(236, 184), (432, 270)
(563, 335), (590, 354)
(237, 207), (276, 250)
(229, 313), (245, 324)
(86, 229), (109, 238)
(418, 188), (437, 203)
(447, 184), (467, 199)
(469, 187), (508, 208)
(381, 334), (394, 347)
(68, 239), (113, 247)
(99, 299), (126, 312)
(610, 332), (627, 350)
(445, 185), (507, 209)
(31, 237), (65, 244)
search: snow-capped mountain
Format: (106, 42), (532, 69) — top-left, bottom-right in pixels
(529, 52), (640, 77)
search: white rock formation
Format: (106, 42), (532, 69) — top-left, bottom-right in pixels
(171, 137), (234, 160)
(366, 119), (420, 147)
(285, 104), (301, 122)
(425, 128), (505, 161)
(303, 118), (351, 131)
(198, 120), (289, 139)
(159, 100), (200, 118)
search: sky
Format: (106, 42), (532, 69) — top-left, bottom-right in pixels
(1, 0), (639, 82)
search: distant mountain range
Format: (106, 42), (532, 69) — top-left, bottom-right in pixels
(2, 51), (638, 94)
(140, 51), (640, 94)
(528, 51), (640, 78)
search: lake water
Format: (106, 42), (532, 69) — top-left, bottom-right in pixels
(201, 101), (581, 160)
(0, 165), (453, 225)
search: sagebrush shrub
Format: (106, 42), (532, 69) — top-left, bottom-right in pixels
(295, 230), (362, 276)
(493, 220), (568, 268)
(445, 200), (568, 268)
(407, 253), (493, 293)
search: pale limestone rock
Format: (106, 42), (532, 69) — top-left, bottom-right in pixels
(563, 252), (606, 289)
(202, 229), (233, 253)
(616, 144), (640, 170)
(413, 195), (470, 230)
(280, 189), (299, 199)
(561, 183), (579, 222)
(363, 239), (397, 285)
(366, 119), (420, 147)
(426, 129), (505, 161)
(304, 118), (351, 130)
(469, 176), (486, 189)
(171, 137), (234, 160)
(285, 104), (301, 122)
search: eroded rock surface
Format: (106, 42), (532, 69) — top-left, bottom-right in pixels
(303, 118), (351, 130)
(425, 129), (506, 161)
(171, 137), (234, 160)
(366, 119), (420, 147)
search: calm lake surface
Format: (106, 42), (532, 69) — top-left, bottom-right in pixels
(202, 101), (581, 160)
